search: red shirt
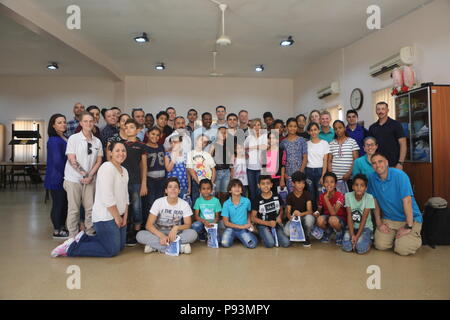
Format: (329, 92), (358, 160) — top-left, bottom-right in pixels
(318, 191), (346, 219)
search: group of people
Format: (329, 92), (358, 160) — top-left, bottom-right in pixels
(46, 101), (423, 258)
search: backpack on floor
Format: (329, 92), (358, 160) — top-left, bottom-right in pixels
(421, 205), (450, 248)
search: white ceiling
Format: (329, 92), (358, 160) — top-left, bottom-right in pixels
(0, 0), (434, 78)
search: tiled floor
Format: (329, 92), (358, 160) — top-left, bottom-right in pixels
(0, 186), (449, 299)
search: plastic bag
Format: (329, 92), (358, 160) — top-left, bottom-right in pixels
(205, 223), (219, 248)
(271, 227), (279, 247)
(165, 235), (181, 256)
(289, 217), (306, 242)
(277, 186), (288, 205)
(336, 180), (349, 194)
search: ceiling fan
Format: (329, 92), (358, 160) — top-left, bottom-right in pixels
(210, 0), (231, 46)
(209, 51), (224, 77)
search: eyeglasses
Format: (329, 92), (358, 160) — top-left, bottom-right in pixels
(365, 143), (376, 147)
(87, 142), (92, 155)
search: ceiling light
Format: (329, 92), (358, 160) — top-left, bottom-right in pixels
(255, 65), (264, 72)
(155, 63), (165, 71)
(46, 62), (59, 70)
(134, 32), (149, 43)
(280, 36), (294, 47)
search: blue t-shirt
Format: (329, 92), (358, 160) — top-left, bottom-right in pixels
(352, 155), (375, 179)
(368, 168), (422, 223)
(221, 196), (251, 226)
(346, 125), (368, 156)
(318, 127), (335, 143)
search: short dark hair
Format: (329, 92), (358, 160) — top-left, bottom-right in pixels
(376, 101), (389, 108)
(352, 174), (368, 186)
(164, 177), (180, 189)
(346, 109), (358, 117)
(108, 140), (125, 153)
(258, 175), (272, 184)
(273, 119), (284, 127)
(199, 178), (213, 189)
(131, 108), (144, 118)
(323, 171), (337, 183)
(227, 179), (244, 193)
(110, 107), (121, 111)
(166, 106), (175, 112)
(202, 112), (212, 119)
(47, 113), (66, 137)
(87, 105), (99, 113)
(263, 112), (274, 119)
(238, 109), (248, 115)
(296, 114), (307, 121)
(216, 105), (226, 112)
(286, 117), (297, 127)
(147, 126), (161, 134)
(125, 118), (138, 127)
(227, 113), (238, 120)
(371, 152), (388, 161)
(307, 122), (320, 132)
(145, 113), (154, 119)
(156, 111), (169, 120)
(101, 108), (108, 119)
(291, 171), (307, 183)
(187, 108), (198, 115)
(118, 113), (130, 123)
(333, 120), (348, 138)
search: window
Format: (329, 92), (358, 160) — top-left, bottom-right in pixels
(327, 105), (344, 122)
(11, 120), (46, 162)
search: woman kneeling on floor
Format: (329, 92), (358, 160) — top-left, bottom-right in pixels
(51, 141), (129, 258)
(136, 177), (198, 254)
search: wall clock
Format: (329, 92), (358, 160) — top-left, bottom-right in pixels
(350, 88), (364, 110)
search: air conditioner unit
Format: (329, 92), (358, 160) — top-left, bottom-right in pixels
(369, 46), (414, 77)
(317, 81), (340, 99)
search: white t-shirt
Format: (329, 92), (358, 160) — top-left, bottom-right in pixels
(64, 131), (103, 183)
(92, 162), (129, 223)
(186, 150), (216, 180)
(307, 139), (330, 168)
(150, 196), (193, 231)
(329, 137), (360, 180)
(245, 132), (268, 170)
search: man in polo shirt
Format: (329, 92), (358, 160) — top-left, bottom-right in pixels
(368, 153), (422, 256)
(65, 102), (85, 138)
(192, 112), (217, 153)
(64, 112), (103, 238)
(369, 102), (407, 169)
(346, 109), (368, 156)
(318, 110), (334, 143)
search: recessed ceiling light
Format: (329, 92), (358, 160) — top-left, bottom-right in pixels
(280, 36), (294, 47)
(46, 62), (59, 70)
(255, 65), (264, 72)
(134, 32), (149, 43)
(155, 63), (165, 71)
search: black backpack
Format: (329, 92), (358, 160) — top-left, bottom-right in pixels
(421, 205), (450, 248)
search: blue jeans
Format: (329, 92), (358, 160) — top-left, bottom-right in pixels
(192, 220), (223, 242)
(128, 184), (143, 225)
(221, 227), (258, 249)
(256, 224), (290, 248)
(215, 169), (231, 193)
(246, 169), (261, 204)
(50, 189), (68, 230)
(191, 180), (200, 207)
(306, 167), (323, 210)
(342, 227), (373, 254)
(67, 220), (126, 257)
(142, 178), (165, 225)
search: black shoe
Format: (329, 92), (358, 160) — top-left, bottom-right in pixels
(126, 231), (138, 247)
(302, 239), (311, 248)
(53, 230), (69, 240)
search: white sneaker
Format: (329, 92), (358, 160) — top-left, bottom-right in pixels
(180, 243), (191, 254)
(74, 230), (85, 243)
(144, 245), (157, 254)
(50, 237), (75, 257)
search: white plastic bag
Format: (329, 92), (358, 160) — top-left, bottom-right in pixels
(165, 235), (181, 256)
(289, 217), (306, 242)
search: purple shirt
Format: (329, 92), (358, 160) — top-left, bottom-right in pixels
(346, 124), (368, 156)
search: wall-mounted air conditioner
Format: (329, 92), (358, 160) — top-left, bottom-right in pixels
(317, 81), (340, 99)
(369, 46), (414, 77)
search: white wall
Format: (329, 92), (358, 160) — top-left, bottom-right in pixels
(124, 76), (294, 120)
(293, 0), (450, 125)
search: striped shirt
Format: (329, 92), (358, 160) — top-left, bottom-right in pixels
(329, 138), (359, 180)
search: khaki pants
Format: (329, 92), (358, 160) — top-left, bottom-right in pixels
(374, 219), (422, 256)
(63, 180), (95, 237)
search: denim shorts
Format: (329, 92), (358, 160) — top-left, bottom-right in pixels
(215, 169), (231, 193)
(320, 215), (346, 228)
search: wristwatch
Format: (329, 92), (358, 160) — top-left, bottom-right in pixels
(404, 224), (413, 230)
(398, 161), (404, 166)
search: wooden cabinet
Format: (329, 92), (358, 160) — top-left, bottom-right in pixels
(395, 85), (450, 209)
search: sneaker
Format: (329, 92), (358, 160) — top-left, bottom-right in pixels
(126, 230), (138, 247)
(74, 230), (85, 243)
(198, 232), (207, 242)
(311, 226), (324, 240)
(303, 239), (311, 248)
(180, 243), (191, 254)
(320, 232), (330, 243)
(335, 231), (344, 246)
(52, 230), (69, 240)
(144, 245), (157, 254)
(50, 237), (75, 257)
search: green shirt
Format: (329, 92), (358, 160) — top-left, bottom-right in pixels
(318, 127), (335, 143)
(194, 196), (222, 222)
(344, 191), (375, 231)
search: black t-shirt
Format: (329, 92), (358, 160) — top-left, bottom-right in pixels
(251, 193), (281, 221)
(368, 117), (405, 167)
(143, 144), (166, 179)
(297, 131), (310, 140)
(122, 141), (147, 185)
(286, 191), (312, 213)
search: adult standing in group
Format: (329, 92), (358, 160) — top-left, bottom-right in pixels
(213, 105), (228, 129)
(226, 113), (239, 136)
(296, 114), (310, 140)
(192, 112), (217, 153)
(238, 109), (250, 139)
(64, 112), (103, 238)
(51, 141), (129, 258)
(155, 111), (173, 145)
(132, 108), (147, 141)
(368, 153), (422, 256)
(263, 112), (275, 130)
(163, 116), (192, 157)
(45, 114), (69, 239)
(186, 108), (199, 135)
(352, 136), (378, 179)
(75, 105), (101, 139)
(100, 108), (118, 148)
(65, 102), (85, 138)
(318, 111), (334, 143)
(369, 102), (407, 169)
(145, 113), (154, 130)
(346, 110), (368, 157)
(166, 107), (177, 129)
(308, 109), (321, 126)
